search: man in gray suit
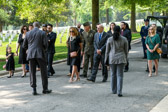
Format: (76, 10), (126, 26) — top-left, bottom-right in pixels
(81, 22), (95, 78)
(23, 22), (52, 95)
(87, 24), (110, 82)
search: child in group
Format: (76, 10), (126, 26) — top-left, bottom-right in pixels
(6, 46), (17, 78)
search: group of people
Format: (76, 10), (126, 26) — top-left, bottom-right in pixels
(66, 21), (131, 97)
(4, 18), (161, 97)
(6, 24), (57, 78)
(5, 22), (57, 95)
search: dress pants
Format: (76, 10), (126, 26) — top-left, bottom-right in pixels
(142, 38), (147, 58)
(91, 54), (108, 80)
(110, 64), (124, 95)
(125, 59), (129, 70)
(83, 53), (93, 76)
(47, 53), (55, 75)
(29, 58), (48, 90)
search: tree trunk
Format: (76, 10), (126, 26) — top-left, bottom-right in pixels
(92, 0), (99, 30)
(166, 10), (168, 16)
(106, 8), (109, 25)
(56, 20), (59, 27)
(0, 21), (2, 32)
(131, 1), (137, 32)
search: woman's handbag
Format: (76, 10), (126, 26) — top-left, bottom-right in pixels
(149, 37), (162, 54)
(3, 64), (6, 69)
(70, 51), (78, 58)
(156, 48), (162, 54)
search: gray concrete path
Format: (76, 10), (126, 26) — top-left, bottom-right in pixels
(0, 42), (168, 112)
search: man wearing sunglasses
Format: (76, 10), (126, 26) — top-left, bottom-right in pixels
(47, 24), (57, 77)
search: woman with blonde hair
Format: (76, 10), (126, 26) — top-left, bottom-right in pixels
(67, 27), (82, 82)
(145, 26), (160, 77)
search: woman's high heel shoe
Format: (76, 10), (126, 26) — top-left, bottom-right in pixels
(21, 74), (26, 78)
(69, 78), (74, 83)
(148, 73), (152, 77)
(155, 72), (158, 76)
(74, 78), (80, 82)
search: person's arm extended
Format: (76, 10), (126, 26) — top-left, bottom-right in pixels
(49, 33), (56, 42)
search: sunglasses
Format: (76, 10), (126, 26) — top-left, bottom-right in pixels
(70, 31), (74, 33)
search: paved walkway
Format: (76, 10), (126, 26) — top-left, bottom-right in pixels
(0, 42), (168, 112)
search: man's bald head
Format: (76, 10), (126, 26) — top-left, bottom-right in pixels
(33, 22), (40, 28)
(97, 24), (104, 33)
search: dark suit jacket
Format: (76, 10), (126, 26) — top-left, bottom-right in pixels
(79, 28), (84, 34)
(23, 27), (48, 60)
(47, 32), (57, 54)
(94, 32), (110, 57)
(107, 30), (114, 37)
(121, 29), (132, 50)
(140, 26), (149, 38)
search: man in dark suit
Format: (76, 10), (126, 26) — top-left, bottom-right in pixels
(23, 22), (52, 95)
(120, 22), (132, 72)
(140, 19), (149, 59)
(47, 24), (57, 77)
(77, 23), (84, 35)
(87, 24), (109, 82)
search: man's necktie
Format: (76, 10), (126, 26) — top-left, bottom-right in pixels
(99, 33), (102, 41)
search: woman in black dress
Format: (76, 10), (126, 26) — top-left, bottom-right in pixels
(107, 22), (116, 37)
(67, 27), (82, 82)
(16, 25), (29, 78)
(6, 46), (17, 78)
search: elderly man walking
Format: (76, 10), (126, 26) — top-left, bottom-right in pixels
(23, 22), (52, 95)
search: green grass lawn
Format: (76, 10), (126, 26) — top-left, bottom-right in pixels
(0, 31), (140, 71)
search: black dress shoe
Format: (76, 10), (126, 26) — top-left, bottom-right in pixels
(146, 69), (149, 72)
(43, 89), (52, 94)
(32, 91), (38, 95)
(7, 76), (11, 78)
(118, 94), (123, 97)
(32, 88), (38, 95)
(87, 78), (95, 82)
(102, 79), (107, 82)
(124, 69), (128, 72)
(80, 74), (87, 78)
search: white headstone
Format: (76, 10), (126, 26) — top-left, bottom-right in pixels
(3, 36), (5, 42)
(9, 38), (11, 44)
